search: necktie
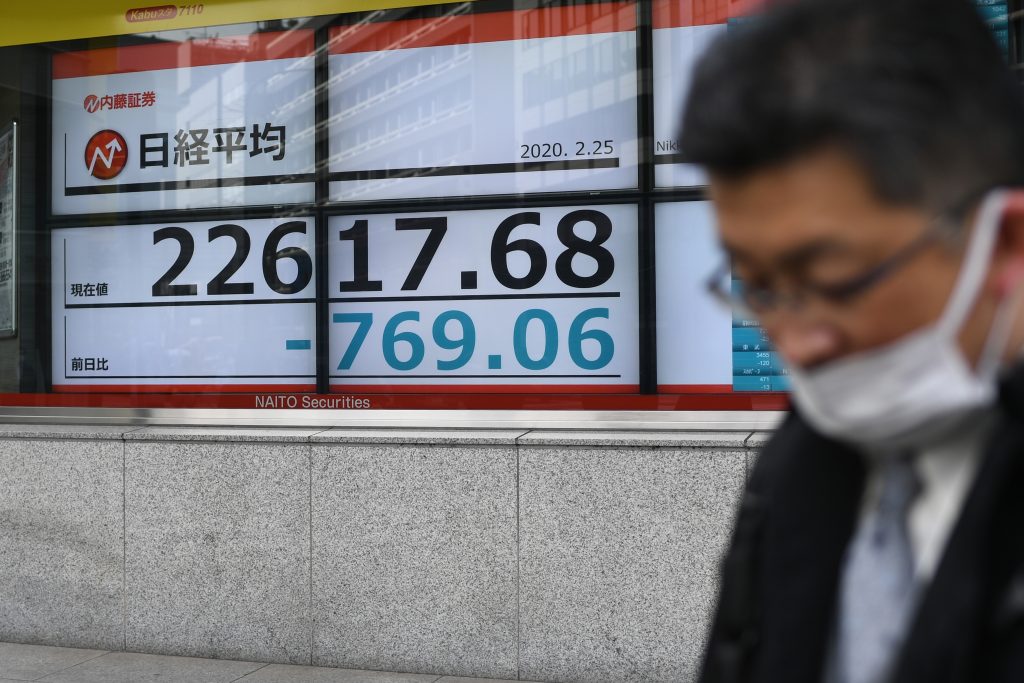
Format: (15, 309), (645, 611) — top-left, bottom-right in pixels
(834, 457), (923, 683)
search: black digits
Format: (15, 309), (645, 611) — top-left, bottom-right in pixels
(491, 211), (547, 289)
(555, 210), (614, 288)
(152, 227), (198, 296)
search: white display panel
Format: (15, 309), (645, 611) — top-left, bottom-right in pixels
(655, 201), (732, 389)
(656, 200), (788, 392)
(652, 4), (726, 188)
(328, 205), (639, 390)
(52, 218), (316, 390)
(51, 32), (316, 215)
(327, 3), (639, 201)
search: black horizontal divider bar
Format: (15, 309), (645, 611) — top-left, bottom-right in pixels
(328, 292), (621, 304)
(328, 158), (619, 182)
(653, 153), (687, 165)
(65, 174), (316, 196)
(65, 298), (316, 310)
(329, 374), (622, 379)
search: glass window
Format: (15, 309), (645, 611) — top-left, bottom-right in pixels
(9, 0), (889, 415)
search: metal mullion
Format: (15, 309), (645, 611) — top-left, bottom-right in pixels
(314, 24), (331, 394)
(637, 0), (657, 394)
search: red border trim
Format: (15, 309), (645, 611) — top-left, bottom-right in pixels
(0, 391), (789, 411)
(328, 383), (641, 394)
(52, 30), (315, 79)
(329, 2), (636, 55)
(651, 0), (764, 29)
(659, 383), (733, 394)
(652, 0), (730, 29)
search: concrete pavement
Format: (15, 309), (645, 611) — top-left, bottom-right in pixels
(0, 642), (550, 683)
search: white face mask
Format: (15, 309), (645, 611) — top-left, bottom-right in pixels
(787, 190), (1018, 450)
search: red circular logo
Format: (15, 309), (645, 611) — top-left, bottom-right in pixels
(83, 95), (100, 113)
(84, 130), (128, 180)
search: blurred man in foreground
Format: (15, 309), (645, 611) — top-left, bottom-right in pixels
(679, 0), (1024, 681)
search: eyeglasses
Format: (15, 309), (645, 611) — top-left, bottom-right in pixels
(705, 216), (955, 317)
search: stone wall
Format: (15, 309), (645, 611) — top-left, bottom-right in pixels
(0, 424), (762, 682)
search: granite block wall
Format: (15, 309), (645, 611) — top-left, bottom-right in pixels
(0, 424), (760, 682)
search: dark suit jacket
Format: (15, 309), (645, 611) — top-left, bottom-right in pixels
(699, 364), (1024, 683)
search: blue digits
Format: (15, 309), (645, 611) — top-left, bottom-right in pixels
(568, 308), (614, 370)
(513, 309), (558, 370)
(433, 310), (476, 371)
(382, 311), (424, 371)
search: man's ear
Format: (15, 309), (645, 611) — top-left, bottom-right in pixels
(991, 191), (1024, 297)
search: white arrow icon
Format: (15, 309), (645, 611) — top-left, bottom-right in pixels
(88, 137), (123, 175)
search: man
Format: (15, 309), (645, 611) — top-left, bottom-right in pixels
(678, 0), (1024, 682)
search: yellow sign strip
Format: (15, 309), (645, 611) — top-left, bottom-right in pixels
(0, 0), (460, 47)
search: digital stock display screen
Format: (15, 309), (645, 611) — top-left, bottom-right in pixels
(41, 0), (789, 410)
(52, 218), (317, 392)
(51, 31), (316, 215)
(326, 3), (639, 201)
(327, 205), (639, 393)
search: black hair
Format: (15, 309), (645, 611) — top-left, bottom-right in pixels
(678, 0), (1024, 215)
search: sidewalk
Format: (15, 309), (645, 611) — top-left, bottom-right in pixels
(0, 642), (548, 683)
